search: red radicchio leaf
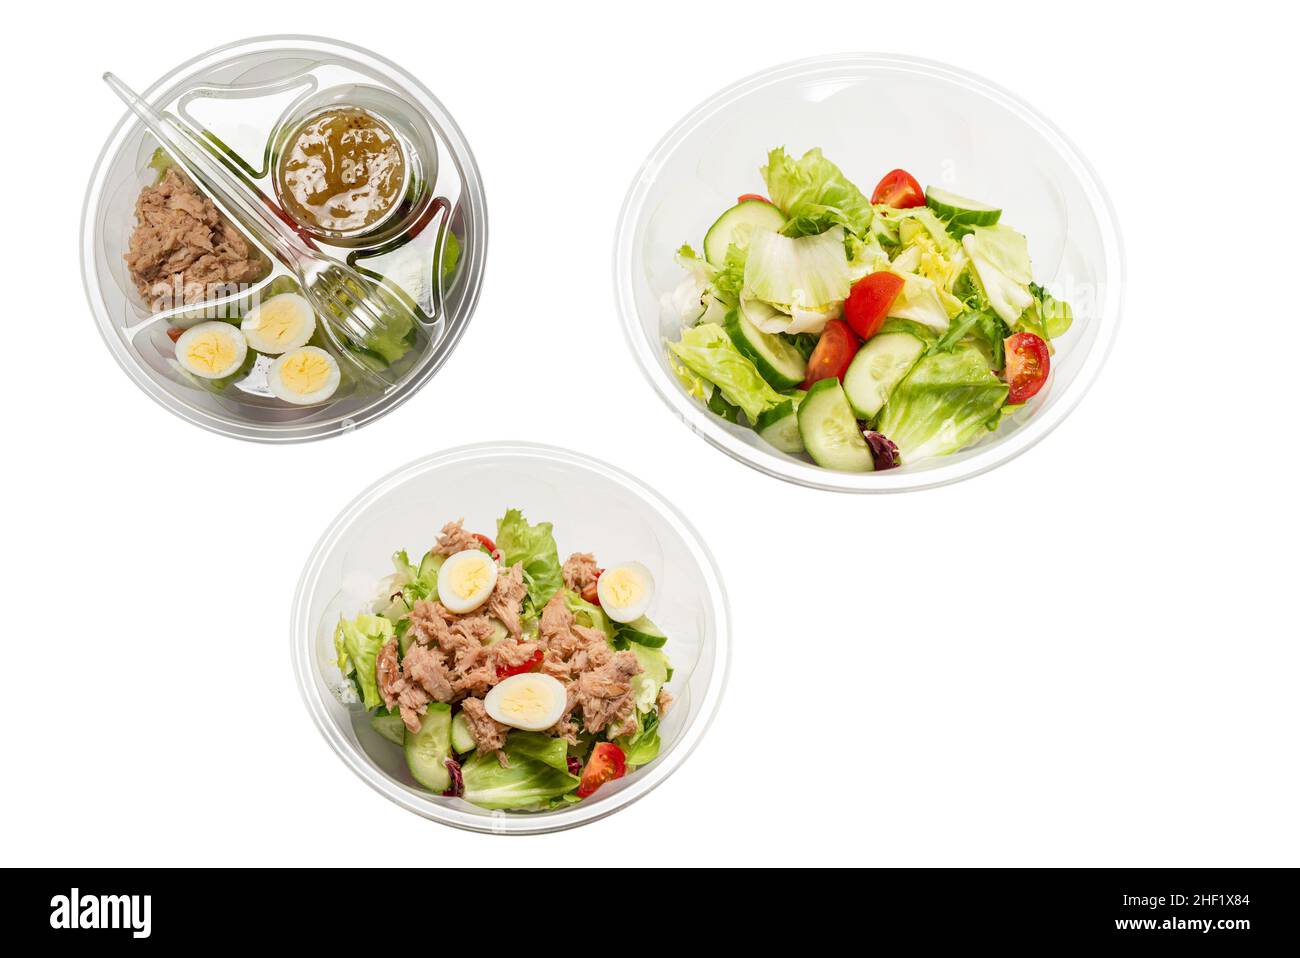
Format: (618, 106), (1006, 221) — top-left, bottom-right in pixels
(567, 756), (583, 777)
(864, 432), (901, 471)
(442, 758), (464, 798)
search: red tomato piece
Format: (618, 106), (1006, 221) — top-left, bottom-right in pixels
(581, 568), (603, 606)
(166, 327), (184, 343)
(496, 645), (544, 680)
(1004, 332), (1051, 404)
(843, 272), (905, 341)
(802, 320), (860, 388)
(576, 742), (627, 798)
(870, 169), (925, 208)
(472, 533), (500, 561)
(737, 193), (771, 205)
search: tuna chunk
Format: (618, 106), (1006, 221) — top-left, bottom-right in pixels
(376, 639), (401, 711)
(124, 169), (268, 309)
(574, 651), (642, 736)
(488, 563), (527, 639)
(562, 552), (600, 594)
(402, 642), (456, 704)
(433, 519), (482, 557)
(460, 697), (509, 766)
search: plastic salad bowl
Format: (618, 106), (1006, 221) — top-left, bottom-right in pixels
(82, 35), (487, 442)
(291, 443), (730, 834)
(614, 53), (1123, 492)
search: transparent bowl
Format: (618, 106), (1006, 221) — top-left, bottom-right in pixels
(614, 53), (1123, 492)
(82, 35), (487, 442)
(291, 442), (730, 834)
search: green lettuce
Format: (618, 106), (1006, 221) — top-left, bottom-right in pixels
(962, 226), (1034, 326)
(496, 509), (564, 613)
(667, 323), (785, 422)
(876, 342), (1009, 462)
(616, 710), (661, 768)
(628, 643), (672, 715)
(743, 226), (852, 313)
(504, 732), (571, 771)
(761, 147), (874, 238)
(333, 613), (394, 711)
(461, 745), (579, 809)
(1029, 283), (1074, 340)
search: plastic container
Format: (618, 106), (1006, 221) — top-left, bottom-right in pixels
(291, 443), (730, 834)
(82, 36), (487, 442)
(614, 54), (1123, 492)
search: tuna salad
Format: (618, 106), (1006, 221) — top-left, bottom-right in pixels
(332, 509), (674, 810)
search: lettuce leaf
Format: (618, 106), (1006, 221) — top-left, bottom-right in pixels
(743, 226), (852, 315)
(962, 226), (1034, 326)
(761, 147), (874, 238)
(496, 509), (564, 612)
(504, 732), (571, 771)
(616, 710), (661, 768)
(876, 342), (1009, 462)
(667, 323), (786, 422)
(333, 613), (394, 711)
(461, 748), (579, 809)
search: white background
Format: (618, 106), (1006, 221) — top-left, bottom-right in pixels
(2, 0), (1294, 867)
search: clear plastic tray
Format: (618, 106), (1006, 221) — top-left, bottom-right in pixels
(614, 53), (1124, 492)
(291, 442), (730, 834)
(82, 36), (487, 442)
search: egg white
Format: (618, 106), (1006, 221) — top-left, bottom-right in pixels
(484, 673), (568, 731)
(437, 549), (499, 614)
(596, 561), (655, 623)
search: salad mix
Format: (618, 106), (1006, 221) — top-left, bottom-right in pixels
(665, 148), (1073, 471)
(333, 510), (674, 810)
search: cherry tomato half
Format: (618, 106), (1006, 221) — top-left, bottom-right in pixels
(870, 169), (925, 208)
(581, 568), (603, 606)
(576, 742), (627, 798)
(166, 327), (184, 343)
(802, 319), (860, 388)
(472, 533), (500, 561)
(843, 272), (905, 341)
(737, 193), (771, 205)
(1004, 332), (1051, 404)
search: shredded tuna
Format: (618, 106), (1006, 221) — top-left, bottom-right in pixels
(574, 651), (642, 736)
(460, 697), (509, 766)
(376, 639), (401, 711)
(375, 637), (434, 732)
(487, 563), (527, 639)
(402, 642), (456, 704)
(125, 169), (268, 309)
(433, 519), (482, 557)
(656, 688), (674, 717)
(562, 552), (600, 594)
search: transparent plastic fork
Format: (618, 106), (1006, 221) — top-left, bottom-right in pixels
(104, 71), (411, 387)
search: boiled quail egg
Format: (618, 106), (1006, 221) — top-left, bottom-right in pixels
(241, 292), (316, 354)
(596, 561), (655, 623)
(174, 321), (247, 379)
(484, 673), (568, 731)
(437, 548), (499, 614)
(267, 346), (340, 405)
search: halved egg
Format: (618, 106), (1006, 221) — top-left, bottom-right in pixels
(241, 292), (316, 354)
(596, 561), (655, 623)
(485, 673), (568, 731)
(437, 548), (498, 614)
(174, 321), (247, 379)
(267, 346), (340, 405)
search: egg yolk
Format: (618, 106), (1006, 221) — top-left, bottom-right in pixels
(278, 350), (332, 395)
(447, 557), (492, 599)
(498, 682), (551, 724)
(602, 567), (642, 607)
(249, 301), (300, 347)
(183, 331), (237, 375)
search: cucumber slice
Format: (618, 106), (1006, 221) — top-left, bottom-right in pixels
(371, 709), (406, 747)
(842, 331), (928, 420)
(703, 200), (786, 266)
(450, 711), (476, 754)
(755, 395), (805, 455)
(724, 309), (806, 390)
(797, 378), (875, 472)
(617, 614), (668, 649)
(404, 702), (453, 792)
(925, 187), (1001, 227)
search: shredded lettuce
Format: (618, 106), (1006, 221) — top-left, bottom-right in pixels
(666, 323), (786, 422)
(876, 342), (1009, 462)
(496, 509), (563, 613)
(761, 147), (874, 238)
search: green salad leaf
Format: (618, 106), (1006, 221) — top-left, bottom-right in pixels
(333, 613), (394, 711)
(962, 226), (1034, 326)
(616, 710), (662, 768)
(667, 323), (786, 422)
(564, 589), (618, 645)
(461, 747), (579, 809)
(876, 342), (1009, 462)
(496, 509), (564, 613)
(743, 226), (852, 312)
(504, 732), (571, 771)
(761, 147), (874, 238)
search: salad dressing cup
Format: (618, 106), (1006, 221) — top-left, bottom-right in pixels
(615, 53), (1124, 492)
(292, 443), (730, 834)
